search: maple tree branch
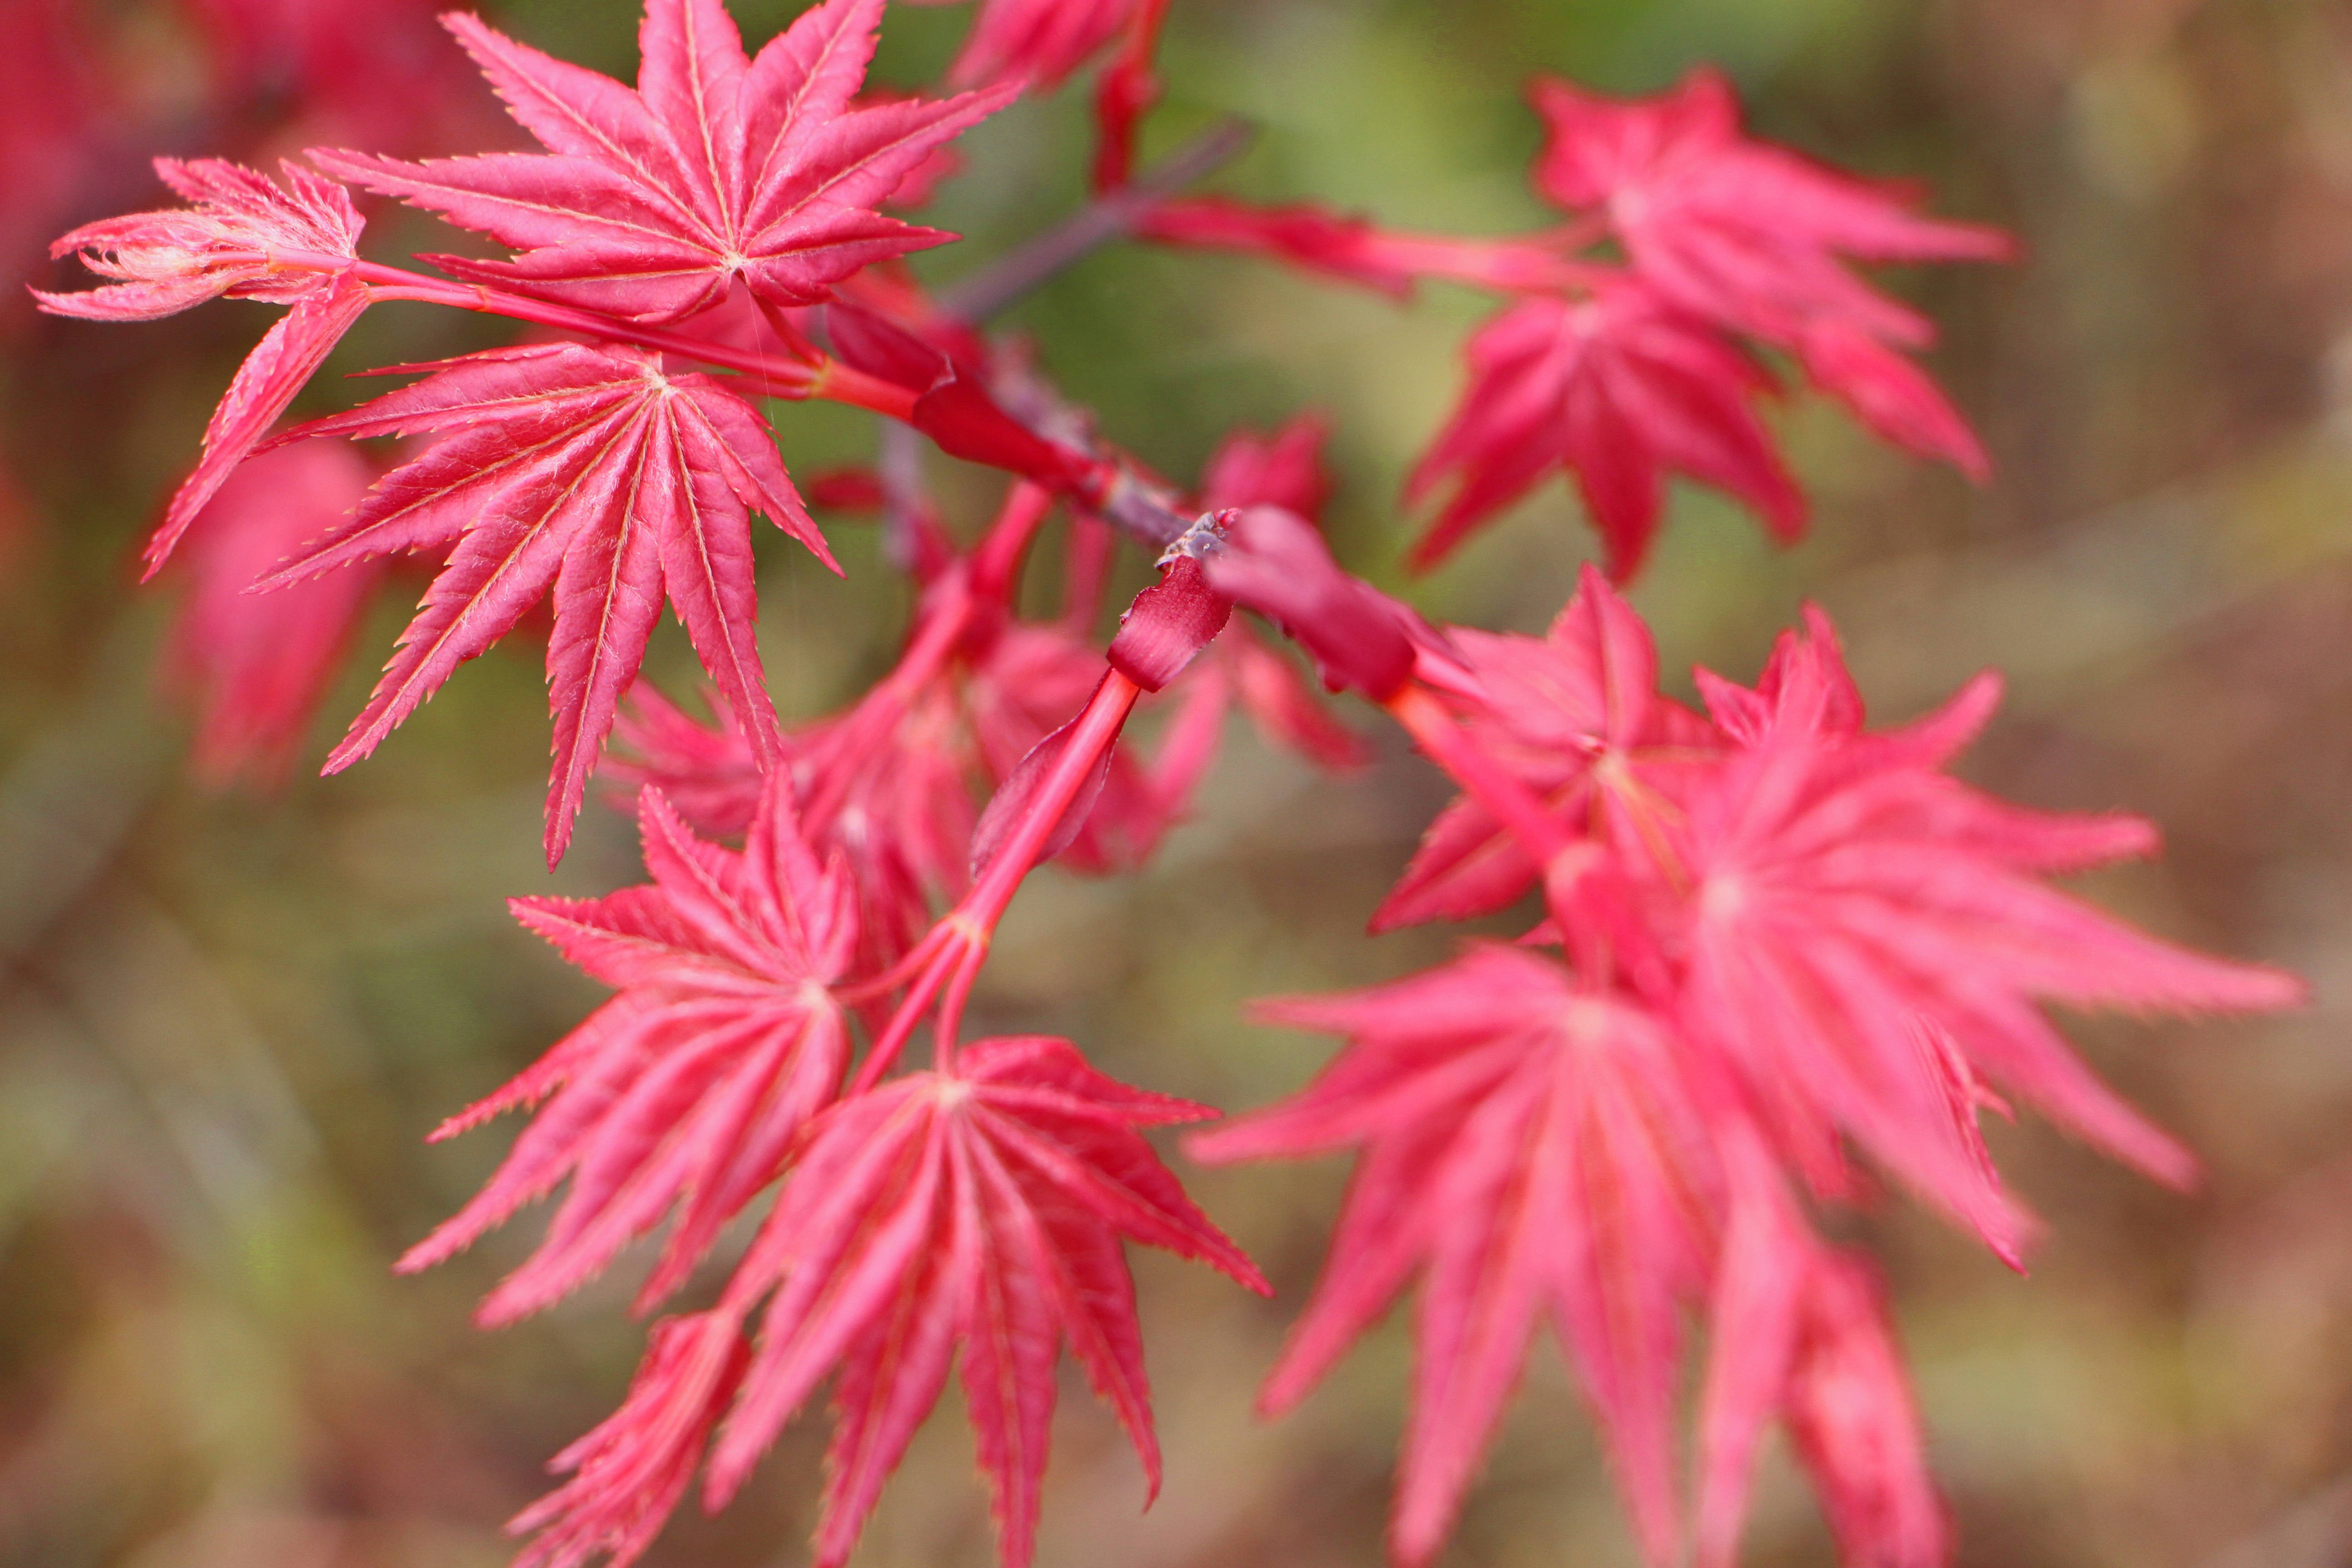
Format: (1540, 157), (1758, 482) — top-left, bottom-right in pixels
(937, 116), (1258, 324)
(969, 481), (1057, 603)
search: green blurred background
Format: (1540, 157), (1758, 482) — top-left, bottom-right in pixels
(4, 0), (2349, 1563)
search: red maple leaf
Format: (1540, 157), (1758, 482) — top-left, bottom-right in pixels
(706, 1036), (1264, 1566)
(1376, 564), (1717, 932)
(1191, 945), (1718, 1567)
(163, 441), (386, 788)
(34, 157), (372, 572)
(1529, 68), (2009, 476)
(313, 0), (1010, 326)
(1406, 283), (1803, 575)
(1677, 610), (2304, 1240)
(400, 778), (856, 1327)
(514, 1035), (1266, 1568)
(262, 339), (833, 863)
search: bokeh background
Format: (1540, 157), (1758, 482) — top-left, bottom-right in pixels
(4, 0), (2351, 1564)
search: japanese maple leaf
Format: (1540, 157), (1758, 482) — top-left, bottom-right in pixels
(35, 158), (371, 572)
(1191, 945), (1721, 1568)
(313, 0), (1011, 326)
(1678, 609), (2304, 1250)
(1529, 69), (2009, 477)
(1376, 564), (1717, 933)
(519, 1035), (1265, 1568)
(263, 339), (833, 864)
(400, 777), (855, 1326)
(164, 441), (386, 788)
(1406, 283), (1803, 576)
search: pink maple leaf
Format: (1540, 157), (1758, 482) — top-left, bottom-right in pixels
(1376, 564), (1717, 931)
(705, 1035), (1265, 1566)
(1677, 608), (2304, 1242)
(261, 339), (833, 864)
(1191, 945), (1719, 1567)
(400, 778), (856, 1326)
(35, 157), (372, 573)
(313, 0), (1011, 326)
(514, 1035), (1265, 1568)
(163, 441), (386, 788)
(1529, 68), (2010, 476)
(35, 157), (363, 323)
(1406, 283), (1803, 575)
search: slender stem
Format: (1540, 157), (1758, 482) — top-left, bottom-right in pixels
(966, 670), (1143, 933)
(353, 264), (802, 380)
(270, 237), (1196, 540)
(358, 265), (1195, 542)
(969, 481), (1056, 604)
(751, 294), (825, 366)
(1353, 233), (1613, 294)
(930, 943), (990, 1076)
(850, 668), (1145, 1082)
(937, 118), (1258, 323)
(852, 941), (960, 1094)
(840, 920), (954, 1009)
(353, 265), (921, 417)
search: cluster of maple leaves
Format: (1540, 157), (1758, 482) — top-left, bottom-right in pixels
(30, 1), (2305, 1567)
